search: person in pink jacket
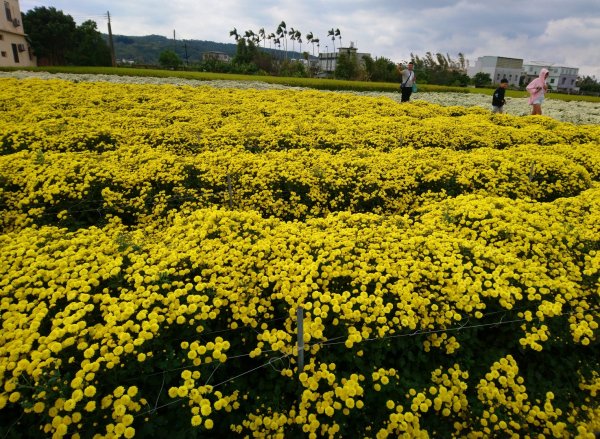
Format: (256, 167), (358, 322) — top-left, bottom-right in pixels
(526, 68), (549, 115)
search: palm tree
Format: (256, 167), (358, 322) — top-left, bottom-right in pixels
(267, 32), (275, 50)
(294, 29), (302, 54)
(277, 21), (288, 60)
(328, 28), (336, 53)
(306, 32), (314, 56)
(258, 28), (266, 48)
(335, 28), (342, 48)
(289, 27), (297, 54)
(229, 27), (239, 41)
(274, 37), (281, 59)
(244, 30), (258, 46)
(458, 52), (466, 72)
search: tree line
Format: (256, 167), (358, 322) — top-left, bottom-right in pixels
(18, 7), (600, 92)
(23, 7), (111, 66)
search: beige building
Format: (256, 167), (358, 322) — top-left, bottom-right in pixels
(202, 51), (231, 63)
(0, 0), (36, 67)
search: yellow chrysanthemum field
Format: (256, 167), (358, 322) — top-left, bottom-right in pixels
(0, 76), (599, 438)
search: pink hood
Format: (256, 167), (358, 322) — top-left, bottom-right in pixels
(526, 68), (549, 104)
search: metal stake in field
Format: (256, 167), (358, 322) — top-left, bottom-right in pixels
(297, 306), (304, 373)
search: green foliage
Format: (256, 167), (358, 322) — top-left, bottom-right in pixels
(23, 7), (111, 66)
(23, 6), (77, 65)
(577, 75), (600, 93)
(363, 56), (401, 83)
(409, 51), (470, 87)
(278, 60), (307, 78)
(66, 20), (112, 66)
(334, 53), (359, 80)
(473, 72), (493, 87)
(232, 38), (259, 65)
(158, 50), (182, 69)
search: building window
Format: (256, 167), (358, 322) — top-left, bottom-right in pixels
(550, 78), (555, 83)
(497, 74), (500, 80)
(11, 43), (19, 63)
(1, 51), (7, 57)
(4, 2), (11, 21)
(562, 77), (566, 84)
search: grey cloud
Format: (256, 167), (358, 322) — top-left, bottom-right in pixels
(19, 0), (600, 76)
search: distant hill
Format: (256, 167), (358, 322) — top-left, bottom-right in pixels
(106, 34), (303, 65)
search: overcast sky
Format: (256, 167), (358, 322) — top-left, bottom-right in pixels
(20, 0), (600, 78)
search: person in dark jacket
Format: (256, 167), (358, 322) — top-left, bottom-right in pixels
(492, 78), (509, 113)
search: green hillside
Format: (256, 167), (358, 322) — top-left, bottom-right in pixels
(108, 34), (300, 65)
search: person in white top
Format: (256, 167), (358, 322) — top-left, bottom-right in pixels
(397, 62), (416, 102)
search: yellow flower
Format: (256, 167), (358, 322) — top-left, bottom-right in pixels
(84, 386), (96, 397)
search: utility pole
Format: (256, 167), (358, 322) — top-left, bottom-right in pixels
(107, 11), (116, 67)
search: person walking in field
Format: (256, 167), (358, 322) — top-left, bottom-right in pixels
(526, 68), (549, 115)
(398, 62), (416, 102)
(491, 78), (509, 113)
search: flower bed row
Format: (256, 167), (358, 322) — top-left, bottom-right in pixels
(2, 78), (600, 156)
(0, 144), (597, 230)
(3, 71), (600, 125)
(1, 193), (598, 438)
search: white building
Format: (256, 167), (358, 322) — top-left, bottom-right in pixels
(0, 0), (36, 67)
(318, 42), (370, 77)
(523, 61), (579, 92)
(467, 56), (523, 86)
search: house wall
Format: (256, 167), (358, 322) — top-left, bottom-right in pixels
(0, 0), (36, 67)
(202, 51), (231, 62)
(467, 56), (523, 86)
(523, 63), (578, 92)
(318, 44), (370, 75)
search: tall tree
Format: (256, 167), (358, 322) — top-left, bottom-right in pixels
(458, 52), (466, 72)
(334, 52), (358, 80)
(158, 49), (181, 69)
(232, 37), (258, 65)
(436, 53), (448, 70)
(364, 56), (400, 82)
(289, 27), (297, 53)
(306, 32), (314, 56)
(68, 20), (111, 66)
(577, 76), (600, 93)
(22, 6), (77, 65)
(328, 28), (336, 54)
(267, 32), (276, 50)
(335, 28), (342, 48)
(294, 30), (302, 54)
(276, 21), (288, 60)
